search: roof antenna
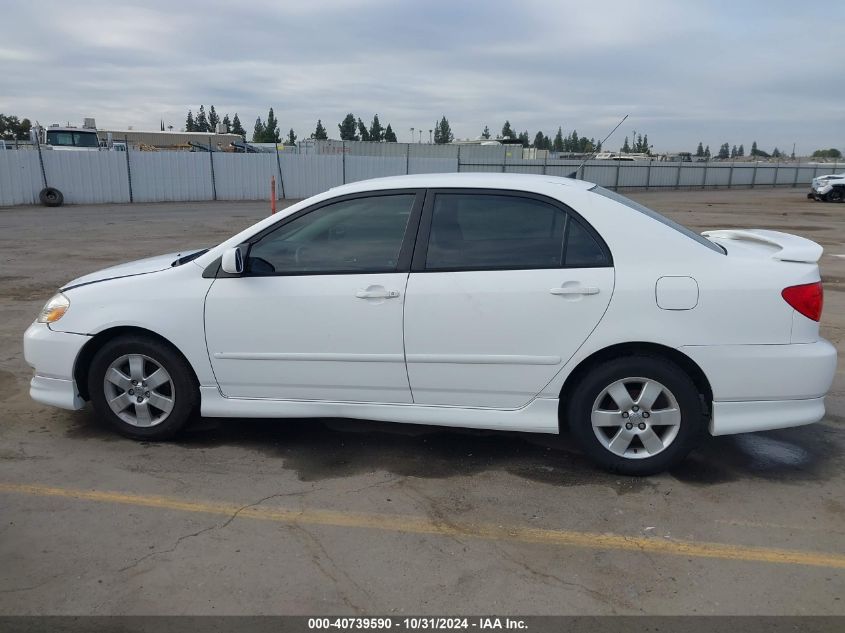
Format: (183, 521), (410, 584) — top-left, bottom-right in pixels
(568, 114), (629, 179)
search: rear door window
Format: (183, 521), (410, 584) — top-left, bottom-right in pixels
(423, 193), (610, 270)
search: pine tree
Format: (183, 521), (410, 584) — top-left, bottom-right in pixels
(641, 134), (649, 155)
(718, 143), (730, 159)
(185, 110), (195, 132)
(622, 136), (632, 153)
(501, 120), (514, 140)
(772, 147), (781, 158)
(730, 144), (737, 158)
(357, 118), (370, 141)
(208, 105), (219, 132)
(264, 108), (280, 143)
(481, 125), (491, 140)
(434, 116), (453, 144)
(751, 141), (759, 156)
(517, 131), (530, 147)
(704, 145), (711, 158)
(384, 124), (397, 143)
(338, 114), (358, 141)
(635, 134), (644, 153)
(231, 113), (246, 139)
(312, 119), (328, 140)
(286, 129), (297, 146)
(695, 142), (704, 157)
(196, 105), (209, 133)
(368, 114), (385, 142)
(222, 114), (231, 134)
(553, 127), (564, 152)
(533, 131), (545, 148)
(737, 144), (744, 157)
(252, 117), (265, 142)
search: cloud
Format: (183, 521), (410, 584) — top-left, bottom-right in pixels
(0, 0), (842, 153)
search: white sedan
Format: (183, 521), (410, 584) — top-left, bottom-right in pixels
(23, 173), (837, 475)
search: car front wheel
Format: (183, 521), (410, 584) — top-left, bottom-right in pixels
(88, 335), (198, 440)
(566, 356), (706, 475)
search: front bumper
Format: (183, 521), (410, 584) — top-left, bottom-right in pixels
(681, 339), (837, 436)
(23, 321), (90, 410)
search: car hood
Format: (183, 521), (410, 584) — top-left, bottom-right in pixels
(61, 248), (205, 290)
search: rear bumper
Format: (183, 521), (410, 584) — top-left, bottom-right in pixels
(681, 340), (837, 435)
(710, 397), (825, 435)
(681, 340), (837, 401)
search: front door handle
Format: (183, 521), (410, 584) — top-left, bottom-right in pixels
(356, 288), (400, 299)
(550, 286), (600, 296)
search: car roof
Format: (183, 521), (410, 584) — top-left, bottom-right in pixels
(328, 172), (596, 195)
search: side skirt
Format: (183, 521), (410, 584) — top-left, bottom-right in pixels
(199, 386), (560, 434)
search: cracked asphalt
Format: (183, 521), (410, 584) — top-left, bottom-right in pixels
(0, 188), (843, 615)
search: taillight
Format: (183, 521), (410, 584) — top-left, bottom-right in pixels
(782, 282), (823, 322)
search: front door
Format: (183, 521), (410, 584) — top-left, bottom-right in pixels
(205, 191), (422, 402)
(403, 190), (614, 408)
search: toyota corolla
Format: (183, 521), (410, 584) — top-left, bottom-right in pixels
(23, 173), (837, 475)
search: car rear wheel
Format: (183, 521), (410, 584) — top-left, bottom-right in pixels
(88, 335), (198, 440)
(566, 356), (706, 475)
(826, 187), (844, 203)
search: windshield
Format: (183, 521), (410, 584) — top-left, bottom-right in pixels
(590, 186), (725, 254)
(46, 130), (100, 148)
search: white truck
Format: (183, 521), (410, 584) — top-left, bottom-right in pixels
(30, 118), (122, 151)
(28, 119), (123, 206)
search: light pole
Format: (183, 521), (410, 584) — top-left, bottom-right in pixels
(429, 129), (433, 144)
(418, 130), (422, 143)
(410, 127), (414, 143)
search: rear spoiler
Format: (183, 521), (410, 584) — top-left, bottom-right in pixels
(701, 229), (823, 263)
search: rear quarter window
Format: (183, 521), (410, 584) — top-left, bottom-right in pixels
(591, 186), (725, 254)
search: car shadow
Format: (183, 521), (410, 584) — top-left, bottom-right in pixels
(65, 409), (843, 489)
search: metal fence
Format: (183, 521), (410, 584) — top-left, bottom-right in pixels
(0, 141), (840, 207)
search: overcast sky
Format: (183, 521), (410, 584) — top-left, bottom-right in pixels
(2, 0), (842, 153)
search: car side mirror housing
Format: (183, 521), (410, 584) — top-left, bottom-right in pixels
(221, 244), (247, 274)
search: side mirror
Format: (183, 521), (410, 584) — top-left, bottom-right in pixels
(221, 244), (247, 274)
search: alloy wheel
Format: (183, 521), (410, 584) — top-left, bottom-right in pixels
(103, 354), (175, 427)
(591, 377), (681, 459)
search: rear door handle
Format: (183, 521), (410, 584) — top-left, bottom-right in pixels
(356, 289), (400, 299)
(550, 286), (600, 296)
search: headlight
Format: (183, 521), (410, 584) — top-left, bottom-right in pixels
(37, 293), (70, 323)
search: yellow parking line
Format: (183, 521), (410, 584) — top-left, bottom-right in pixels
(2, 482), (844, 570)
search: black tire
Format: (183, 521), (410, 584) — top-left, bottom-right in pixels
(825, 187), (844, 203)
(39, 187), (64, 207)
(87, 335), (198, 440)
(566, 356), (706, 475)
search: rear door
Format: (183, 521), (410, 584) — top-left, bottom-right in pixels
(403, 189), (614, 408)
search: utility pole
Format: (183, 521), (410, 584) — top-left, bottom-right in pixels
(429, 129), (433, 144)
(410, 127), (414, 143)
(418, 130), (422, 143)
